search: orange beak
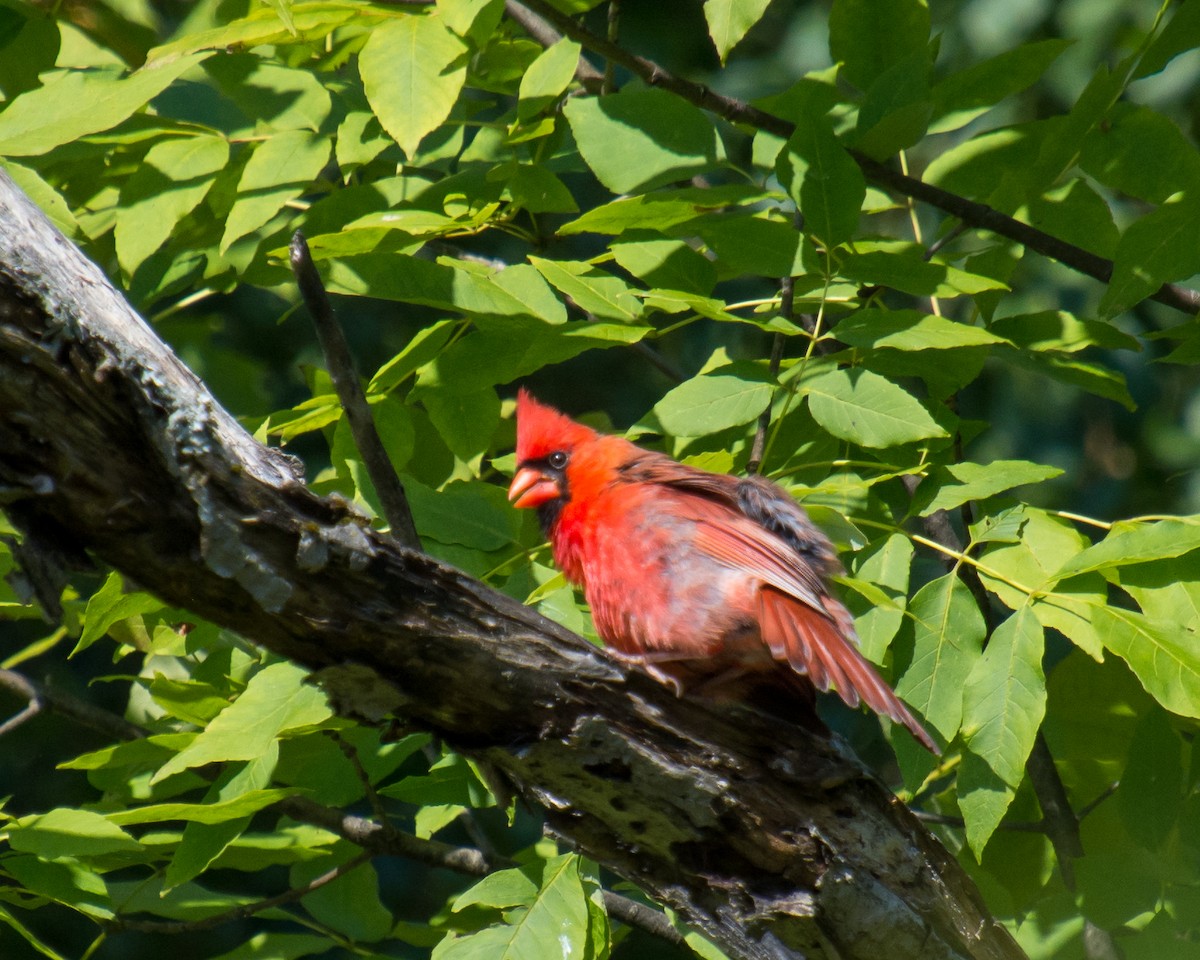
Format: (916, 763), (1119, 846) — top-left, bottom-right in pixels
(508, 465), (561, 509)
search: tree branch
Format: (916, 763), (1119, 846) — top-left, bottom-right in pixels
(106, 852), (373, 934)
(290, 232), (420, 548)
(514, 0), (1200, 317)
(0, 169), (1023, 960)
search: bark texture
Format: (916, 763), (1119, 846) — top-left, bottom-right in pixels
(0, 170), (1025, 960)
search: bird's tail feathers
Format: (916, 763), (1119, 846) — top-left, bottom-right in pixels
(758, 588), (939, 754)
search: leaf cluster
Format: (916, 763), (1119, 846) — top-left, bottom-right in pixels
(2, 1), (1200, 959)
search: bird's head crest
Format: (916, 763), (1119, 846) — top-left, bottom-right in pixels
(514, 389), (598, 463)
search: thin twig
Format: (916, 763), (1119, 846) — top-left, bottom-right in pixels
(106, 851), (372, 934)
(924, 222), (969, 261)
(289, 232), (421, 549)
(1027, 733), (1084, 878)
(0, 668), (147, 741)
(603, 0), (620, 94)
(326, 729), (390, 824)
(1077, 782), (1118, 822)
(504, 0), (604, 90)
(514, 0), (1200, 317)
(633, 341), (686, 384)
(0, 699), (40, 736)
(747, 331), (786, 475)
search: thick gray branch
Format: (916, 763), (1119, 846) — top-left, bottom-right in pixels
(0, 170), (1023, 960)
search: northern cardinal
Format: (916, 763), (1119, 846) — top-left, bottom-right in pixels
(507, 390), (937, 752)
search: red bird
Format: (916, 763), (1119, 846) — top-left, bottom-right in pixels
(507, 390), (937, 752)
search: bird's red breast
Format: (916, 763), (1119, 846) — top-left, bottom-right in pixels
(507, 389), (937, 753)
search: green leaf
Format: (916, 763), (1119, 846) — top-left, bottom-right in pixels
(331, 395), (415, 483)
(1053, 517), (1200, 579)
(846, 533), (913, 662)
(411, 319), (648, 391)
(439, 854), (589, 960)
(776, 114), (865, 247)
(149, 676), (236, 725)
(293, 855), (393, 942)
(360, 14), (468, 158)
(151, 662), (332, 783)
(328, 254), (561, 321)
(563, 89), (724, 194)
(1, 160), (78, 237)
(517, 37), (580, 120)
(1025, 178), (1121, 259)
(438, 0), (505, 40)
(0, 13), (60, 102)
(834, 309), (1008, 351)
(405, 478), (521, 550)
(828, 0), (930, 91)
(5, 857), (113, 920)
(165, 747), (278, 891)
(221, 129), (331, 252)
(610, 230), (717, 295)
(59, 733), (196, 772)
(418, 386), (501, 464)
(654, 363), (774, 436)
(1117, 708), (1184, 850)
(1006, 60), (1128, 207)
(852, 54), (932, 159)
(206, 933), (334, 960)
(929, 39), (1073, 134)
(1093, 606), (1200, 718)
(0, 53), (210, 156)
(1117, 554), (1200, 627)
(1136, 0), (1200, 78)
(505, 164), (578, 214)
(490, 263), (568, 323)
(994, 345), (1135, 410)
(1091, 94), (1200, 194)
(923, 124), (1042, 207)
(703, 0), (773, 63)
(804, 367), (948, 447)
(76, 572), (164, 655)
(107, 789), (297, 826)
(692, 214), (800, 278)
(335, 111), (392, 171)
(414, 804), (467, 839)
(8, 808), (141, 860)
(116, 134), (229, 276)
(452, 865), (539, 909)
(268, 395), (341, 442)
(558, 184), (774, 236)
(914, 460), (1063, 517)
(987, 309), (1141, 353)
(204, 54), (331, 133)
(957, 752), (1015, 860)
(894, 572), (985, 740)
(962, 606), (1046, 789)
(147, 4), (363, 59)
(977, 508), (1110, 660)
(1101, 196), (1200, 319)
(528, 256), (640, 321)
(838, 244), (1009, 298)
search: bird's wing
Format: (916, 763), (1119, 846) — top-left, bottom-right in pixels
(616, 455), (832, 603)
(619, 455), (937, 751)
(691, 512), (937, 751)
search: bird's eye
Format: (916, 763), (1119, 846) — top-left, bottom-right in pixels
(547, 451), (568, 469)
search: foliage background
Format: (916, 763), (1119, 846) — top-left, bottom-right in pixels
(2, 0), (1200, 958)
